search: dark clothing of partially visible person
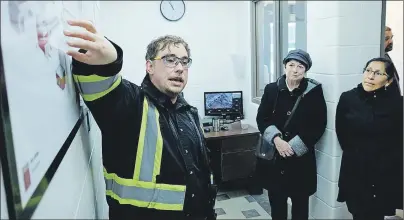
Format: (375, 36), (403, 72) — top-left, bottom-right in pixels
(385, 52), (401, 94)
(336, 83), (403, 218)
(267, 191), (309, 220)
(72, 41), (217, 220)
(350, 213), (384, 220)
(346, 201), (385, 220)
(255, 75), (327, 219)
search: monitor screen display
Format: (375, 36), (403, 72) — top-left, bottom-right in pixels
(204, 91), (243, 118)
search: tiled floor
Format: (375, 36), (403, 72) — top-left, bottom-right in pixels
(214, 189), (404, 220)
(214, 189), (271, 219)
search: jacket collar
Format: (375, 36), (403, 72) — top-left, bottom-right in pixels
(141, 74), (191, 110)
(356, 83), (398, 101)
(277, 74), (308, 96)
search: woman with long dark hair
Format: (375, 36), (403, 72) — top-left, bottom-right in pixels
(336, 57), (403, 220)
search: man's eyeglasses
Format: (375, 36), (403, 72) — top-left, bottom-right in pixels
(364, 68), (388, 77)
(152, 55), (192, 69)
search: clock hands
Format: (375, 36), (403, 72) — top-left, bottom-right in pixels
(168, 1), (174, 10)
(161, 0), (184, 21)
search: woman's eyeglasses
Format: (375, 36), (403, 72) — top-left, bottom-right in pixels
(364, 68), (388, 77)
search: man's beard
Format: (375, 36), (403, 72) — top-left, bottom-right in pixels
(385, 42), (393, 52)
(164, 87), (182, 98)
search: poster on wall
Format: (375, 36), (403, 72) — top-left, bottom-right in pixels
(0, 1), (99, 218)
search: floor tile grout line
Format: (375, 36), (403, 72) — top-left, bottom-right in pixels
(215, 192), (272, 219)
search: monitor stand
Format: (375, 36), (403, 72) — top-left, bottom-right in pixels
(218, 115), (243, 131)
(221, 115), (243, 122)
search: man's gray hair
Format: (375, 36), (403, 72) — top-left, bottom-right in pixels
(145, 35), (191, 61)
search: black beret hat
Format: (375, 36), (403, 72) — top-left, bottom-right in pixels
(283, 49), (312, 71)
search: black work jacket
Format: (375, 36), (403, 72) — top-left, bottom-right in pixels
(336, 83), (403, 215)
(255, 75), (327, 196)
(385, 52), (401, 94)
(72, 40), (216, 220)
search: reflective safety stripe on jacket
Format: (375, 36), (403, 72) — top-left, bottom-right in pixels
(73, 73), (187, 210)
(73, 74), (122, 101)
(103, 97), (187, 210)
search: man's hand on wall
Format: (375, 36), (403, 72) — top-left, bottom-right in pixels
(63, 19), (117, 65)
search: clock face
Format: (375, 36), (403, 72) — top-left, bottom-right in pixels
(160, 0), (185, 21)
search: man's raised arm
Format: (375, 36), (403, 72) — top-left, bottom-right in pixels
(64, 19), (130, 131)
(64, 19), (123, 102)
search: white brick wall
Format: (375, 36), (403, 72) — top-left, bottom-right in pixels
(87, 114), (109, 219)
(306, 1), (383, 219)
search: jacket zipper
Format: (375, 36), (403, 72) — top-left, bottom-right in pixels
(167, 112), (179, 140)
(167, 114), (187, 168)
(186, 112), (210, 170)
(166, 109), (213, 184)
(168, 121), (180, 146)
(186, 112), (214, 184)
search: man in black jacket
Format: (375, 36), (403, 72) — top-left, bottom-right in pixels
(64, 19), (217, 220)
(384, 26), (401, 94)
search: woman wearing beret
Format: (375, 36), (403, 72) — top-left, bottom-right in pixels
(336, 57), (403, 220)
(255, 49), (327, 220)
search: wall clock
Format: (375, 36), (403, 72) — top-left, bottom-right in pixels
(160, 0), (185, 21)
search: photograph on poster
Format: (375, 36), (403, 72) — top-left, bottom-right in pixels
(1, 0), (97, 211)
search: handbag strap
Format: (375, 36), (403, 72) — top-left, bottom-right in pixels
(282, 94), (302, 130)
(272, 78), (304, 131)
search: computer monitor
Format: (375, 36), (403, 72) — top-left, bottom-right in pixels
(204, 91), (243, 119)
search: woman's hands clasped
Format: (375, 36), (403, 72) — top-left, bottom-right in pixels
(274, 136), (294, 158)
(63, 19), (117, 65)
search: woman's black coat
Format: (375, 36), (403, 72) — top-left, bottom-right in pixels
(336, 83), (403, 215)
(255, 75), (327, 196)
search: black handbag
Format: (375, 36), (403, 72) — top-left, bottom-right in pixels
(256, 80), (304, 161)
